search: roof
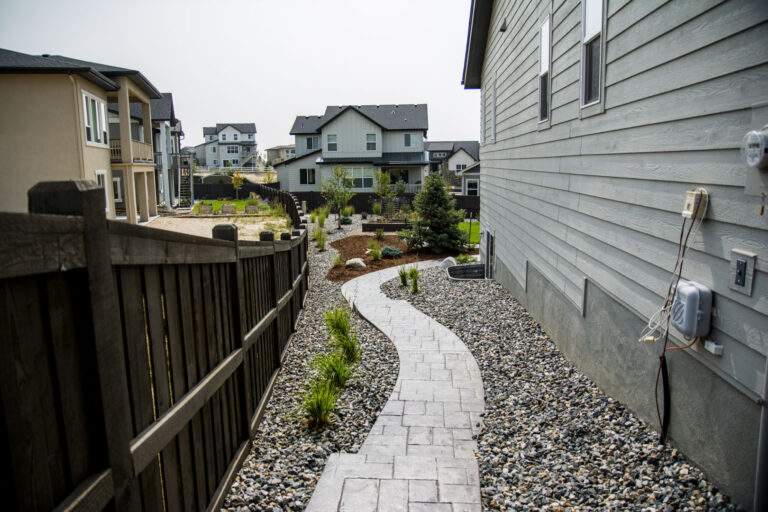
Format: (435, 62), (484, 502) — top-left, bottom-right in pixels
(0, 48), (162, 98)
(316, 152), (430, 167)
(273, 149), (321, 168)
(267, 144), (296, 151)
(150, 93), (175, 122)
(290, 104), (429, 134)
(203, 123), (257, 136)
(458, 161), (480, 175)
(425, 140), (480, 160)
(462, 0), (493, 89)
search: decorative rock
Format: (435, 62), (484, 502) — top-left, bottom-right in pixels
(440, 256), (457, 269)
(199, 204), (213, 214)
(346, 258), (366, 269)
(245, 204), (259, 214)
(221, 204), (236, 215)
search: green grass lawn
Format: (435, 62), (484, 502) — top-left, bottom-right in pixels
(459, 221), (481, 244)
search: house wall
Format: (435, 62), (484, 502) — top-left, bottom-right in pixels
(320, 109), (383, 158)
(0, 74), (113, 215)
(477, 0), (768, 507)
(276, 152), (321, 192)
(295, 134), (320, 157)
(383, 130), (425, 153)
(448, 149), (477, 171)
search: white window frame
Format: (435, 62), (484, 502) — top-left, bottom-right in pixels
(404, 133), (411, 147)
(366, 133), (377, 151)
(82, 92), (108, 147)
(465, 179), (479, 196)
(580, 0), (607, 118)
(227, 145), (238, 154)
(94, 170), (109, 212)
(307, 136), (319, 150)
(112, 177), (123, 203)
(538, 14), (552, 127)
(456, 164), (467, 171)
(327, 134), (338, 152)
(348, 167), (374, 189)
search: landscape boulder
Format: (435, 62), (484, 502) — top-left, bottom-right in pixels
(440, 256), (457, 269)
(345, 258), (366, 269)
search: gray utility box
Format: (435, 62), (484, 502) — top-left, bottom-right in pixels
(670, 280), (712, 340)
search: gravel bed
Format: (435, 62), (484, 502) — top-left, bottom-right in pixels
(382, 267), (735, 511)
(224, 215), (398, 511)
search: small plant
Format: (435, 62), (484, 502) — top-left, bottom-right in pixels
(456, 253), (473, 264)
(374, 228), (384, 241)
(333, 255), (344, 267)
(310, 212), (317, 223)
(342, 205), (354, 217)
(368, 240), (382, 261)
(340, 216), (352, 225)
(317, 213), (326, 229)
(324, 307), (351, 339)
(382, 246), (402, 259)
(408, 266), (420, 294)
(332, 331), (361, 365)
(315, 230), (327, 251)
(399, 229), (423, 251)
(372, 202), (382, 216)
(313, 352), (352, 389)
(303, 380), (337, 428)
(398, 266), (409, 287)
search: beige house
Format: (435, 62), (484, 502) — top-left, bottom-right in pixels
(266, 144), (295, 166)
(0, 48), (162, 223)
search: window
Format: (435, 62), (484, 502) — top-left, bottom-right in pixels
(222, 134), (227, 141)
(581, 0), (604, 109)
(404, 133), (411, 147)
(113, 177), (123, 203)
(213, 159), (218, 165)
(233, 133), (238, 140)
(456, 164), (467, 171)
(227, 145), (238, 154)
(233, 159), (239, 165)
(366, 133), (376, 151)
(327, 134), (337, 152)
(349, 168), (374, 188)
(95, 170), (109, 212)
(306, 136), (319, 150)
(83, 92), (108, 145)
(212, 146), (216, 153)
(300, 168), (316, 185)
(539, 16), (551, 122)
(433, 152), (446, 158)
(249, 133), (253, 139)
(466, 179), (479, 196)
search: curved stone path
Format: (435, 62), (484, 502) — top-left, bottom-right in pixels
(307, 262), (485, 512)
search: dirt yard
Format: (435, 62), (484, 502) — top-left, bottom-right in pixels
(147, 215), (289, 241)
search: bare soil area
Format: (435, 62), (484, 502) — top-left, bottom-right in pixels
(147, 215), (287, 240)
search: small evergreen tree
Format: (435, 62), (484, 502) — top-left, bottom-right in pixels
(412, 173), (466, 252)
(322, 166), (355, 229)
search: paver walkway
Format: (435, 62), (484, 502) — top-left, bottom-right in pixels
(307, 262), (485, 511)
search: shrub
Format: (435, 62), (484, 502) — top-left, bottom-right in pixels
(340, 216), (352, 225)
(412, 174), (467, 253)
(342, 205), (354, 217)
(368, 240), (382, 261)
(398, 266), (409, 287)
(324, 308), (351, 339)
(246, 196), (260, 207)
(408, 266), (419, 294)
(398, 229), (423, 251)
(382, 246), (403, 259)
(303, 380), (337, 428)
(374, 228), (384, 241)
(317, 214), (326, 229)
(333, 255), (344, 267)
(313, 352), (352, 389)
(372, 202), (382, 216)
(456, 253), (473, 264)
(332, 331), (361, 365)
(315, 230), (326, 251)
(310, 212), (317, 223)
(284, 217), (294, 230)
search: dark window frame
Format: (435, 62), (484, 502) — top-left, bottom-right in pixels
(300, 168), (316, 185)
(579, 0), (607, 118)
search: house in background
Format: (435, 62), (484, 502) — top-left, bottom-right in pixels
(195, 123), (257, 170)
(276, 104), (429, 193)
(0, 48), (161, 224)
(266, 144), (296, 166)
(457, 161), (480, 196)
(149, 93), (185, 208)
(462, 0), (768, 508)
(425, 140), (480, 193)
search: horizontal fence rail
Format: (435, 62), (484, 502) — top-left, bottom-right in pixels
(0, 180), (309, 512)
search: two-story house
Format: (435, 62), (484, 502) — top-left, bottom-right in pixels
(195, 123), (257, 169)
(265, 144), (296, 166)
(150, 93), (185, 208)
(462, 0), (768, 508)
(0, 48), (162, 224)
(276, 104), (429, 193)
(425, 140), (480, 194)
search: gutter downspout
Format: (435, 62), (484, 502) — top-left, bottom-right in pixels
(68, 74), (86, 179)
(755, 355), (768, 511)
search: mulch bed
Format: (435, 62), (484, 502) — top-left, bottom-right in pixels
(326, 234), (473, 282)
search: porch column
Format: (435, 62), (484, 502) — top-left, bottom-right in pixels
(136, 172), (149, 222)
(142, 101), (152, 145)
(117, 79), (133, 164)
(124, 167), (138, 224)
(146, 170), (158, 217)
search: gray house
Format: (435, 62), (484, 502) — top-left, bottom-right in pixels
(463, 0), (768, 509)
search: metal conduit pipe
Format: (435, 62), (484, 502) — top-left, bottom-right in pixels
(754, 353), (768, 511)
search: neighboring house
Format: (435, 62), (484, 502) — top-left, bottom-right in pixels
(266, 144), (296, 165)
(0, 48), (162, 224)
(276, 104), (429, 193)
(196, 123), (257, 169)
(149, 93), (185, 208)
(463, 0), (768, 508)
(457, 161), (480, 196)
(425, 140), (480, 193)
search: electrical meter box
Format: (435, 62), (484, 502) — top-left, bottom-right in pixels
(670, 280), (712, 340)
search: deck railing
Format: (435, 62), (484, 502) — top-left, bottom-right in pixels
(109, 139), (155, 164)
(0, 180), (309, 512)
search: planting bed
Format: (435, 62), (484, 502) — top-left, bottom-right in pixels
(224, 217), (398, 511)
(382, 267), (736, 511)
(361, 221), (410, 232)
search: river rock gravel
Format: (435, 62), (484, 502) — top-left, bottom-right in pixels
(382, 267), (736, 511)
(224, 216), (398, 511)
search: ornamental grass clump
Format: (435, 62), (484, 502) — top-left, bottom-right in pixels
(324, 307), (351, 339)
(408, 266), (420, 294)
(374, 228), (385, 241)
(313, 352), (352, 388)
(315, 229), (326, 251)
(303, 380), (337, 428)
(398, 266), (409, 287)
(325, 307), (361, 364)
(456, 253), (473, 264)
(368, 240), (382, 261)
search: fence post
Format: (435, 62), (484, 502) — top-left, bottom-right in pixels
(212, 224), (254, 434)
(280, 232), (296, 333)
(28, 180), (140, 512)
(260, 231), (281, 366)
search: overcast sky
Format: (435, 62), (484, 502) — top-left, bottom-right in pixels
(0, 0), (479, 151)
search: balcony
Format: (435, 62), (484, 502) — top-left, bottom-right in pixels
(110, 139), (155, 164)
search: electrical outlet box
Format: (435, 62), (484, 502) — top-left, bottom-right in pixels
(681, 188), (708, 219)
(670, 280), (712, 340)
(729, 249), (757, 296)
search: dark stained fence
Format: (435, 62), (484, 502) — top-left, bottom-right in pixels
(0, 181), (309, 512)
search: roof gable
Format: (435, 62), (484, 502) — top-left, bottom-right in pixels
(290, 104), (429, 135)
(462, 0), (493, 89)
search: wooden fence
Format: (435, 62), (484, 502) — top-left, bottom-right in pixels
(0, 180), (310, 512)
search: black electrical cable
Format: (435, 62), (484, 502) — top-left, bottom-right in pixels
(659, 354), (671, 444)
